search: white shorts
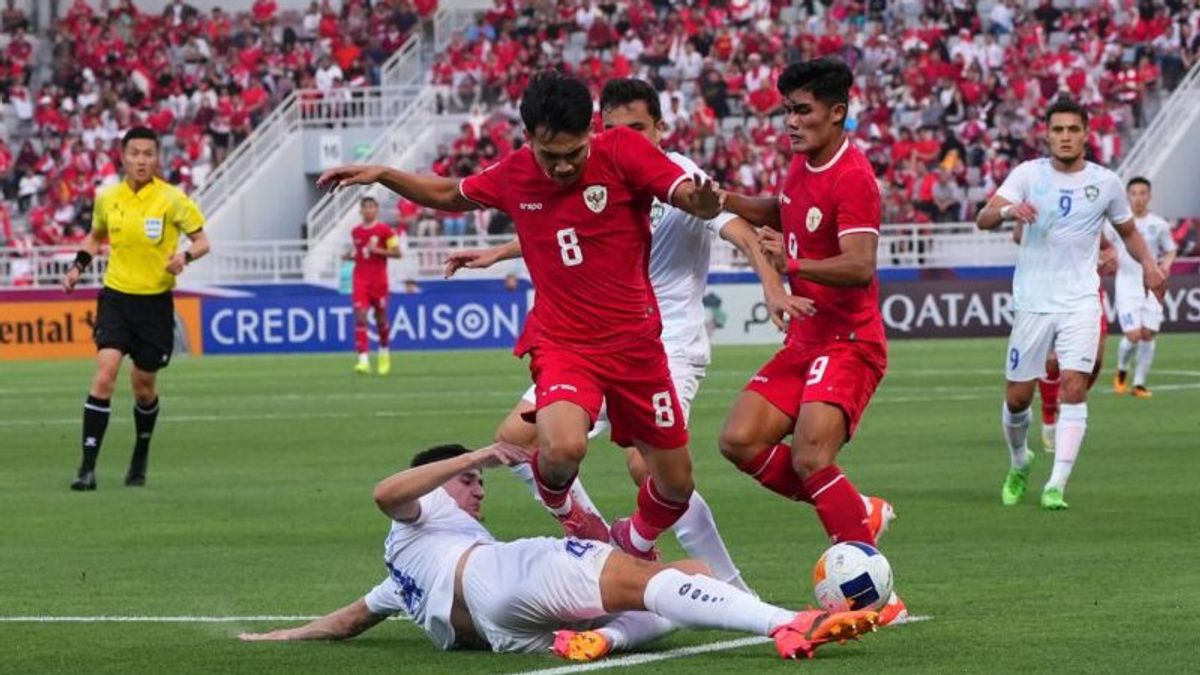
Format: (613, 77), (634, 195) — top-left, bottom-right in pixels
(462, 537), (614, 653)
(1006, 307), (1101, 381)
(1116, 294), (1164, 333)
(521, 352), (706, 442)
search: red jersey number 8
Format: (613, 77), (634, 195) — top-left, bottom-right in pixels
(557, 228), (584, 267)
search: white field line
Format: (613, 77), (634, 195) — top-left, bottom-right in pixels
(0, 615), (321, 622)
(514, 616), (933, 675)
(4, 381), (1199, 429)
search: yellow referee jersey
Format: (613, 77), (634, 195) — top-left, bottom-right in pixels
(92, 177), (206, 295)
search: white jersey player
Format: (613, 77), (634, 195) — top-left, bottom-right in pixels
(443, 80), (806, 590)
(1112, 177), (1177, 397)
(237, 443), (878, 662)
(977, 99), (1165, 511)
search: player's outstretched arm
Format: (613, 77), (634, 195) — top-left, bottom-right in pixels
(373, 443), (529, 521)
(1113, 218), (1167, 300)
(721, 192), (781, 230)
(668, 174), (723, 220)
(316, 165), (478, 213)
(721, 218), (814, 330)
(977, 195), (1037, 231)
(238, 599), (387, 642)
(443, 239), (522, 278)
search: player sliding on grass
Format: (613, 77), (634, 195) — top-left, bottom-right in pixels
(443, 77), (806, 591)
(714, 58), (904, 624)
(238, 443), (879, 661)
(319, 71), (724, 561)
(978, 97), (1165, 510)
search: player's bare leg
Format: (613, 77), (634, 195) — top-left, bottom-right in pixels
(1038, 354), (1061, 452)
(719, 391), (809, 499)
(789, 402), (874, 546)
(373, 305), (391, 375)
(530, 401), (610, 540)
(497, 399), (605, 522)
(582, 551), (876, 660)
(352, 307), (370, 374)
(610, 439), (695, 560)
(126, 364), (160, 486)
(73, 348), (123, 490)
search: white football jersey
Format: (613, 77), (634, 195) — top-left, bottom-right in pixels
(1114, 212), (1176, 301)
(997, 159), (1132, 313)
(372, 488), (495, 649)
(651, 152), (737, 365)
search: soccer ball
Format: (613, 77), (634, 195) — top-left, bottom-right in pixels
(812, 542), (893, 612)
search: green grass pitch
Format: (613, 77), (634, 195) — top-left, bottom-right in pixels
(3, 336), (1199, 674)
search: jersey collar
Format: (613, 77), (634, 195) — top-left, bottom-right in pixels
(806, 138), (850, 173)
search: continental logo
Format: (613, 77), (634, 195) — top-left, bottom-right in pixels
(0, 309), (95, 345)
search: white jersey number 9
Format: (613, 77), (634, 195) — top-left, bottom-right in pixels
(556, 227), (584, 267)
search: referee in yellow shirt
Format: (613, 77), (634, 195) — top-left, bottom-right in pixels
(61, 127), (210, 490)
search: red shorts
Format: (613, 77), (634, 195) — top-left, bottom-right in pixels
(352, 282), (388, 311)
(744, 340), (887, 438)
(522, 339), (689, 450)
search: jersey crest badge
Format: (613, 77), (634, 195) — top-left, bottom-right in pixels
(584, 185), (607, 213)
(805, 207), (823, 232)
(1084, 185), (1099, 202)
(650, 200), (666, 228)
(143, 217), (164, 239)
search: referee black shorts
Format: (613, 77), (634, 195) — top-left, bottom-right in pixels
(93, 287), (175, 372)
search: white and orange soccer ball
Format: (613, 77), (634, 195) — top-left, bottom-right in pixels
(812, 542), (893, 612)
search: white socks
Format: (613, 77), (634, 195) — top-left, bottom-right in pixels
(1046, 403), (1087, 492)
(642, 568), (793, 636)
(1117, 337), (1135, 372)
(671, 492), (750, 592)
(597, 612), (675, 651)
(1134, 340), (1156, 387)
(1002, 404), (1032, 469)
(356, 353), (369, 366)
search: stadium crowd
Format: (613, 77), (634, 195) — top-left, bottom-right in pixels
(0, 0), (434, 253)
(3, 0), (1200, 255)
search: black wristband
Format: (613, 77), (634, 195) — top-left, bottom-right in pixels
(184, 251), (195, 264)
(73, 250), (93, 271)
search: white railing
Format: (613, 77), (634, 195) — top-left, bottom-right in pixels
(304, 89), (438, 246)
(0, 224), (1044, 287)
(1120, 59), (1200, 180)
(193, 34), (425, 219)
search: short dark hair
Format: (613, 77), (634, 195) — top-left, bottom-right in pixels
(1127, 176), (1151, 190)
(1045, 97), (1089, 126)
(519, 70), (594, 137)
(410, 444), (471, 468)
(121, 126), (159, 149)
(600, 78), (662, 121)
(360, 196), (378, 206)
(777, 58), (853, 107)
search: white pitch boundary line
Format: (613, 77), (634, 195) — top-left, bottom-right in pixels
(0, 615), (322, 623)
(514, 616), (932, 675)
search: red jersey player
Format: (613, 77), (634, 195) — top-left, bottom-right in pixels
(317, 71), (722, 560)
(718, 59), (905, 623)
(344, 196), (401, 375)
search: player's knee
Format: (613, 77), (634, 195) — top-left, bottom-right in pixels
(717, 421), (759, 465)
(789, 440), (837, 480)
(91, 370), (117, 398)
(541, 434), (588, 467)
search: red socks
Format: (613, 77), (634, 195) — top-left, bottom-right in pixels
(530, 449), (575, 512)
(803, 464), (875, 546)
(1039, 377), (1060, 425)
(354, 323), (369, 354)
(737, 443), (812, 502)
(631, 479), (689, 541)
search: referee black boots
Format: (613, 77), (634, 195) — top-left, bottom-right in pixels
(69, 469), (97, 491)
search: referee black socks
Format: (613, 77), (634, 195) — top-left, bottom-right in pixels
(80, 395), (111, 473)
(129, 397), (160, 478)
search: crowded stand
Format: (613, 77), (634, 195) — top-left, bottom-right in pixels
(3, 0), (1200, 258)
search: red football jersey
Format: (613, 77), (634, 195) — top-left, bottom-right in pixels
(350, 222), (397, 287)
(460, 126), (689, 355)
(780, 139), (886, 346)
